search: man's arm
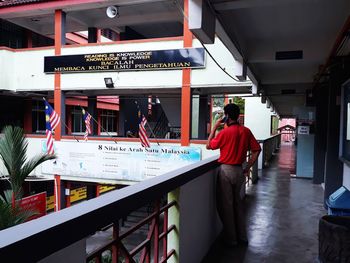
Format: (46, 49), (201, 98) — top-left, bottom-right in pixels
(206, 119), (224, 149)
(243, 150), (261, 173)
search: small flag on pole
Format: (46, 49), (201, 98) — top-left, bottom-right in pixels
(82, 109), (92, 141)
(138, 110), (150, 148)
(44, 100), (60, 155)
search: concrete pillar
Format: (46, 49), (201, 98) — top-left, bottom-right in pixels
(181, 0), (192, 146)
(60, 91), (66, 136)
(60, 180), (67, 209)
(191, 95), (199, 139)
(118, 96), (127, 137)
(66, 105), (72, 135)
(60, 12), (66, 45)
(88, 27), (98, 43)
(198, 95), (209, 139)
(53, 9), (66, 211)
(324, 57), (350, 203)
(26, 30), (32, 48)
(88, 96), (97, 135)
(23, 100), (32, 133)
(87, 184), (97, 199)
(191, 92), (209, 140)
(313, 84), (329, 184)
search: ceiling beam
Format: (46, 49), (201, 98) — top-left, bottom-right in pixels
(26, 10), (180, 35)
(215, 19), (242, 60)
(0, 0), (169, 18)
(7, 18), (45, 36)
(246, 38), (329, 64)
(213, 0), (314, 12)
(258, 70), (316, 85)
(67, 12), (95, 28)
(95, 11), (182, 28)
(215, 19), (262, 94)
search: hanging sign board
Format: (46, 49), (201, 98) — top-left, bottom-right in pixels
(41, 141), (201, 182)
(298, 125), (310, 135)
(44, 48), (205, 73)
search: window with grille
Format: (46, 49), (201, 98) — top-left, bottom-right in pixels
(72, 106), (85, 133)
(100, 110), (117, 135)
(0, 19), (25, 48)
(32, 100), (45, 133)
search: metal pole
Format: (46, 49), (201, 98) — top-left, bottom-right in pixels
(79, 105), (118, 144)
(153, 200), (160, 263)
(112, 222), (119, 263)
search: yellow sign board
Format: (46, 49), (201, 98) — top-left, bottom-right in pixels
(70, 187), (87, 203)
(46, 195), (54, 211)
(99, 185), (116, 194)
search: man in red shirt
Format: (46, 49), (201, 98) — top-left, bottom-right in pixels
(207, 103), (261, 246)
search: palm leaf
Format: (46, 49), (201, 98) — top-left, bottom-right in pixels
(0, 126), (56, 197)
(0, 126), (55, 230)
(20, 154), (56, 184)
(0, 190), (38, 230)
(0, 126), (27, 194)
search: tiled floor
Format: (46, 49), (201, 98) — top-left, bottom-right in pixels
(202, 143), (326, 263)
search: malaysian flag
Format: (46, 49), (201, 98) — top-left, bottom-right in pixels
(82, 109), (92, 141)
(44, 100), (60, 155)
(138, 110), (150, 148)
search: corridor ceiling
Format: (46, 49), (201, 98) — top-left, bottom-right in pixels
(211, 0), (350, 116)
(1, 0), (350, 117)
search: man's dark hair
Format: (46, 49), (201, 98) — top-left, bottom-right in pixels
(224, 103), (240, 121)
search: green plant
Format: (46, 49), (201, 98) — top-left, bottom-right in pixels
(0, 126), (56, 229)
(233, 97), (245, 114)
(0, 190), (37, 230)
(0, 126), (56, 200)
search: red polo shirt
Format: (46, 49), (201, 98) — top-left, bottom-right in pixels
(209, 124), (261, 165)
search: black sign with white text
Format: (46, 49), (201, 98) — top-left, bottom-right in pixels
(44, 48), (205, 73)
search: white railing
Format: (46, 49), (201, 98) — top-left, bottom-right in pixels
(258, 134), (281, 169)
(0, 155), (221, 263)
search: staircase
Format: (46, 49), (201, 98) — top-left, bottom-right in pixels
(152, 111), (169, 139)
(147, 107), (170, 139)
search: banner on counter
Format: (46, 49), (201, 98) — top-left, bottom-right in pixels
(19, 192), (47, 220)
(44, 48), (205, 73)
(41, 141), (201, 182)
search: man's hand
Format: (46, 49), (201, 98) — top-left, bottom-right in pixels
(214, 118), (225, 129)
(243, 171), (250, 181)
(206, 118), (225, 149)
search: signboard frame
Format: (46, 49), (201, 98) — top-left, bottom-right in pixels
(44, 48), (206, 73)
(42, 141), (202, 183)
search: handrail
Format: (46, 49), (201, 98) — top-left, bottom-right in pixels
(257, 133), (281, 143)
(0, 156), (219, 262)
(86, 201), (177, 262)
(258, 134), (281, 169)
